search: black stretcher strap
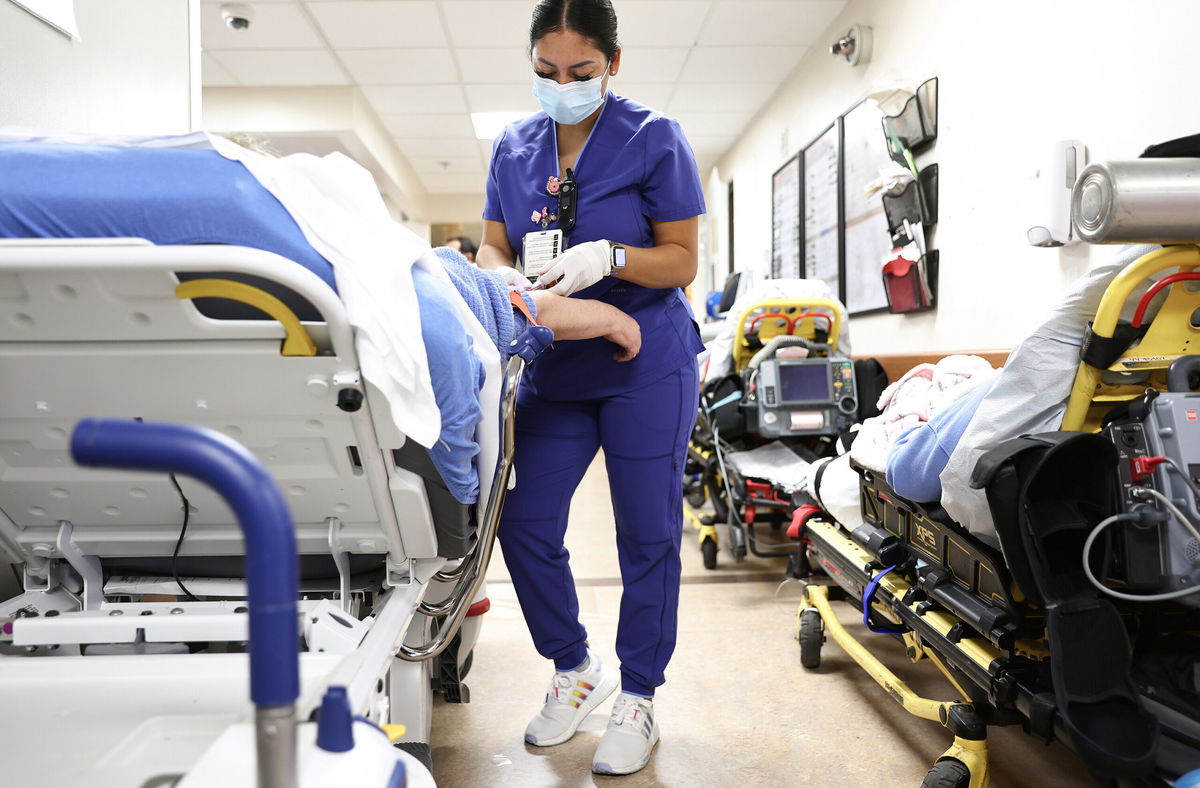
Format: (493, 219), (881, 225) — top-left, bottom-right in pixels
(1079, 322), (1148, 370)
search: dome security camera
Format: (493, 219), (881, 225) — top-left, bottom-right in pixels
(220, 3), (255, 31)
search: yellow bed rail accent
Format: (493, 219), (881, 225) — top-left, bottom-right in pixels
(1062, 244), (1200, 431)
(175, 278), (318, 357)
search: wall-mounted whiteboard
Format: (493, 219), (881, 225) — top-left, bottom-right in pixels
(771, 155), (801, 279)
(803, 123), (840, 295)
(841, 100), (893, 314)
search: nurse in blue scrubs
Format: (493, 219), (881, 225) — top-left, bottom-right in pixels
(476, 0), (705, 776)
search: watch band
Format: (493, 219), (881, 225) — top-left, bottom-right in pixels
(610, 242), (627, 275)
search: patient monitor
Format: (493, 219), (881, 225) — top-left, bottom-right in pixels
(755, 357), (857, 438)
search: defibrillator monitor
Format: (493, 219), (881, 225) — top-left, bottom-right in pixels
(755, 357), (858, 438)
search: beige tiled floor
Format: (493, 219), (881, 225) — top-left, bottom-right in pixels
(430, 455), (1091, 787)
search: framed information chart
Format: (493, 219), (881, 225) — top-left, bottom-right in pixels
(803, 122), (841, 296)
(771, 155), (801, 279)
(841, 99), (894, 314)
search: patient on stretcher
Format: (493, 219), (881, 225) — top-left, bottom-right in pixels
(0, 137), (641, 505)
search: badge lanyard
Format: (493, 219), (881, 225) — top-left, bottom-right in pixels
(523, 169), (579, 280)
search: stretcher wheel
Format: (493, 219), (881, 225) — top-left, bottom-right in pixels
(701, 538), (718, 570)
(799, 608), (823, 669)
(685, 479), (707, 508)
(921, 759), (970, 788)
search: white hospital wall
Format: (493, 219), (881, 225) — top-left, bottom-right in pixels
(0, 0), (197, 133)
(708, 0), (1200, 355)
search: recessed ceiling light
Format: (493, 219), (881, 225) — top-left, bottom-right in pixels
(471, 111), (533, 140)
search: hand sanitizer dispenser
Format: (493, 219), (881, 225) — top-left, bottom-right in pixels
(1028, 140), (1087, 247)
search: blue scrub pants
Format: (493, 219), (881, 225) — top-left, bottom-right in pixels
(498, 362), (699, 697)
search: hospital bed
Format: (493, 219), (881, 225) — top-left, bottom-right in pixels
(684, 295), (857, 571)
(0, 238), (550, 787)
(793, 163), (1200, 787)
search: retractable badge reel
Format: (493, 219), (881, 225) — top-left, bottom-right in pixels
(522, 169), (578, 281)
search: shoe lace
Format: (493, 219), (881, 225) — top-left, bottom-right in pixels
(545, 672), (576, 706)
(609, 695), (650, 730)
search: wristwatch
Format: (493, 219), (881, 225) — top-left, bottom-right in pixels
(609, 242), (627, 276)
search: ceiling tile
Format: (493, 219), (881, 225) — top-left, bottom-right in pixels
(442, 1), (532, 48)
(617, 2), (710, 47)
(680, 46), (807, 83)
(455, 48), (532, 84)
(422, 173), (490, 194)
(699, 1), (845, 47)
(341, 49), (459, 85)
(215, 50), (350, 87)
(362, 84), (467, 114)
(399, 138), (487, 158)
(673, 112), (752, 138)
(381, 114), (477, 139)
(307, 1), (447, 49)
(668, 82), (775, 113)
(201, 2), (326, 50)
(464, 83), (538, 114)
(407, 156), (485, 175)
(615, 83), (674, 111)
(201, 52), (240, 87)
(617, 47), (689, 83)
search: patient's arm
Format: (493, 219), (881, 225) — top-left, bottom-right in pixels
(528, 291), (642, 362)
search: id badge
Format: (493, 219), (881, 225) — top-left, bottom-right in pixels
(521, 229), (563, 280)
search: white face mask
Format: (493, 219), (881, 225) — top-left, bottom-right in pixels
(531, 69), (607, 125)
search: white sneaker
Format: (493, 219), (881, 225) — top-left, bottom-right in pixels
(524, 650), (619, 747)
(592, 693), (660, 775)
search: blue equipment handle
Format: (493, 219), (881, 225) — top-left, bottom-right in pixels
(71, 418), (300, 709)
(511, 324), (555, 362)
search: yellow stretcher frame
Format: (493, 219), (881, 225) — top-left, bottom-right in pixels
(730, 297), (843, 371)
(1062, 244), (1200, 431)
(795, 245), (1200, 787)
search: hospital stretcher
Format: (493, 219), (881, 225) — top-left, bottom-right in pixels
(796, 243), (1200, 787)
(0, 239), (550, 787)
(684, 296), (856, 571)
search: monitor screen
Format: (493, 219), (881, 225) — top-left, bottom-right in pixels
(717, 271), (742, 314)
(778, 362), (831, 403)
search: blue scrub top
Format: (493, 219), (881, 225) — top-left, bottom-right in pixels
(484, 92), (707, 400)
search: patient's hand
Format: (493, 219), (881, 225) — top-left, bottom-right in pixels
(605, 310), (641, 362)
(527, 291), (642, 362)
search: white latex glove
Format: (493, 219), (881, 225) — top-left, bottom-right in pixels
(532, 240), (612, 296)
(495, 265), (533, 291)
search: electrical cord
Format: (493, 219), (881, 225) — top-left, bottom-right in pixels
(1082, 507), (1200, 603)
(1135, 485), (1200, 545)
(167, 473), (198, 601)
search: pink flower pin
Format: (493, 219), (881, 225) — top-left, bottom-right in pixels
(531, 209), (543, 224)
(546, 176), (561, 196)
